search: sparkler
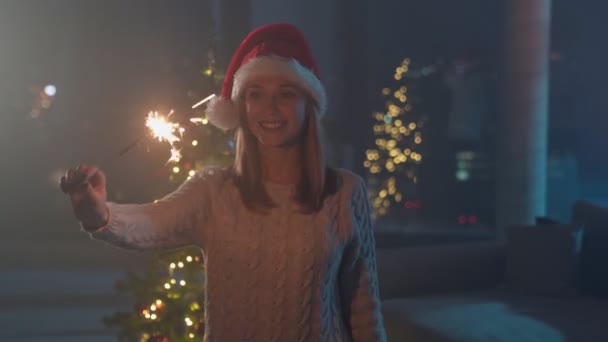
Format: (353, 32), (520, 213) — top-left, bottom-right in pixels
(145, 110), (183, 144)
(109, 110), (186, 164)
(191, 94), (215, 109)
(64, 109), (191, 193)
(144, 110), (185, 163)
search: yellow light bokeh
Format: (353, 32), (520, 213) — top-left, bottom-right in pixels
(367, 57), (425, 218)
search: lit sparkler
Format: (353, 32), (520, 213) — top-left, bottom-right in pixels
(65, 110), (189, 192)
(145, 110), (184, 144)
(143, 110), (186, 163)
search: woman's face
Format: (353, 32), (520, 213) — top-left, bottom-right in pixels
(244, 75), (307, 148)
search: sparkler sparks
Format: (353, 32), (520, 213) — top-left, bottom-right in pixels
(145, 110), (185, 163)
(168, 147), (182, 164)
(145, 110), (183, 144)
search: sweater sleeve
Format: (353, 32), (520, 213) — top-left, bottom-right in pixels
(83, 168), (219, 251)
(339, 176), (387, 342)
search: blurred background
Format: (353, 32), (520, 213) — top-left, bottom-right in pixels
(0, 0), (606, 340)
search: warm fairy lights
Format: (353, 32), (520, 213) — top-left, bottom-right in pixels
(365, 58), (425, 218)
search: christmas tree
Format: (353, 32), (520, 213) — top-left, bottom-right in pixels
(364, 58), (436, 220)
(103, 247), (207, 341)
(102, 38), (233, 342)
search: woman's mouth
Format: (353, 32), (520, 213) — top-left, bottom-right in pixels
(259, 120), (287, 129)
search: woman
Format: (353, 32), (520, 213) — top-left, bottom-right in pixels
(60, 23), (387, 342)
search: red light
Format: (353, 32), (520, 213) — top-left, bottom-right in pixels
(458, 215), (467, 225)
(468, 215), (478, 224)
(404, 199), (421, 209)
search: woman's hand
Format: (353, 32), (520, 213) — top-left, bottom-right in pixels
(60, 164), (109, 229)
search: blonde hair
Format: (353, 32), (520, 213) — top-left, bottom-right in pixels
(231, 99), (337, 214)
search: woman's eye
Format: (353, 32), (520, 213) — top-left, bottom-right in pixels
(280, 91), (297, 99)
(247, 91), (261, 100)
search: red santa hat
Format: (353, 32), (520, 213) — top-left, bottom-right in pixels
(205, 23), (327, 130)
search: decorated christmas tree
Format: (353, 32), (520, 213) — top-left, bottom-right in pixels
(102, 39), (233, 342)
(364, 58), (436, 220)
(103, 247), (208, 341)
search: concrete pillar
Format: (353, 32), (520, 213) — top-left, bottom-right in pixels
(496, 0), (551, 236)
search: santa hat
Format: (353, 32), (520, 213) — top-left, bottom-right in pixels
(205, 23), (327, 130)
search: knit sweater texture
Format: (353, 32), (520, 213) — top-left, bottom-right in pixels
(86, 167), (387, 342)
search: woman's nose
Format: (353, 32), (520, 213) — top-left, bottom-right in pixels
(263, 95), (280, 114)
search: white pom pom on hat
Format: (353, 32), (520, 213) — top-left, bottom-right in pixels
(205, 23), (327, 131)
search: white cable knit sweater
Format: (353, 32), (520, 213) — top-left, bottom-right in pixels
(85, 167), (387, 342)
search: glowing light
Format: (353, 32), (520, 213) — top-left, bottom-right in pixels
(150, 304), (157, 311)
(146, 110), (182, 144)
(456, 169), (470, 181)
(164, 283), (171, 289)
(180, 280), (186, 286)
(171, 279), (177, 284)
(173, 166), (180, 173)
(190, 117), (209, 125)
(178, 262), (184, 268)
(189, 333), (196, 338)
(168, 148), (182, 163)
(170, 263), (176, 269)
(189, 170), (196, 177)
(459, 215), (467, 225)
(156, 299), (163, 306)
(191, 140), (198, 146)
(367, 57), (428, 218)
(186, 256), (193, 262)
(150, 313), (157, 320)
(44, 85), (57, 96)
(191, 94), (216, 109)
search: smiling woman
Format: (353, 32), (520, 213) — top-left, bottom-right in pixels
(61, 23), (387, 341)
